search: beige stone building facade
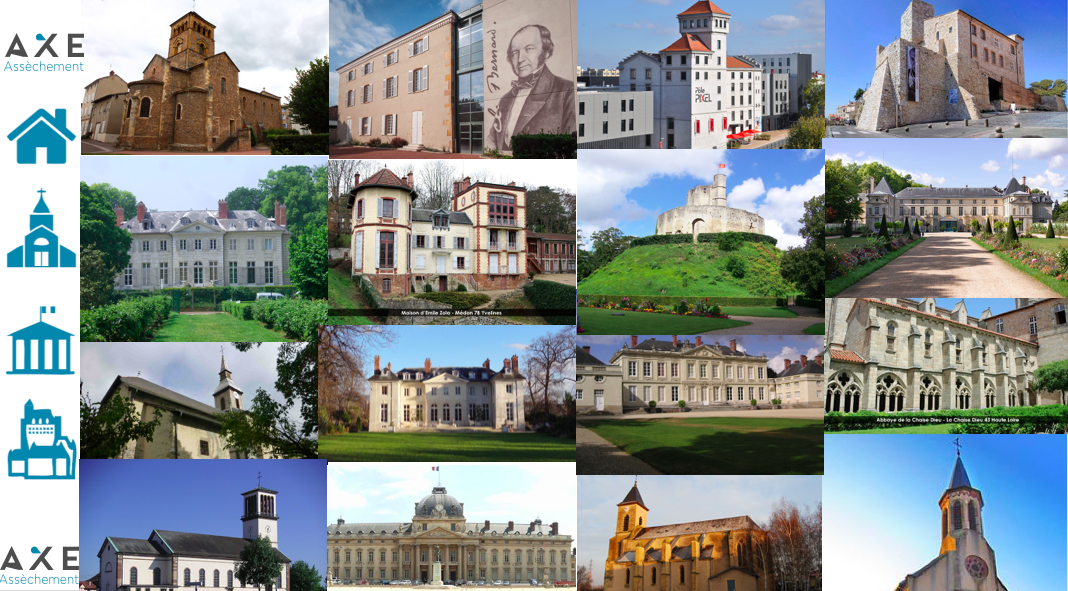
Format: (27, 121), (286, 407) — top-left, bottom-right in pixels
(987, 298), (1068, 383)
(337, 12), (455, 151)
(81, 72), (129, 142)
(655, 175), (765, 239)
(857, 0), (1060, 131)
(825, 298), (1045, 412)
(605, 483), (773, 591)
(365, 354), (527, 432)
(327, 486), (574, 584)
(610, 336), (770, 412)
(576, 346), (623, 414)
(769, 355), (824, 406)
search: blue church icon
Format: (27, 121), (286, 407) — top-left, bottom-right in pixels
(7, 189), (77, 268)
(8, 306), (74, 375)
(7, 400), (77, 480)
(6, 109), (76, 164)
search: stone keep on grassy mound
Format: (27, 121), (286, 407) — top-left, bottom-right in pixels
(578, 238), (796, 297)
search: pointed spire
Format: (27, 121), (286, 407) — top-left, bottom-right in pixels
(220, 352), (230, 376)
(618, 481), (648, 510)
(33, 195), (50, 214)
(948, 455), (972, 490)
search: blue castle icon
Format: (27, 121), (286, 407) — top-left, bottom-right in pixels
(7, 400), (77, 479)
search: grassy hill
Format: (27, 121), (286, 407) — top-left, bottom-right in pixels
(578, 241), (797, 296)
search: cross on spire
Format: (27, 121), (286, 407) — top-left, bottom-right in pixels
(37, 188), (46, 199)
(953, 437), (962, 457)
(257, 471), (262, 487)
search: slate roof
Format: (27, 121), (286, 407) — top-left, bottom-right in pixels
(329, 521), (558, 536)
(869, 178), (894, 196)
(120, 208), (283, 234)
(411, 208), (473, 225)
(776, 359), (824, 378)
(576, 347), (610, 366)
(154, 530), (290, 562)
(828, 350), (865, 364)
(373, 366), (498, 382)
(105, 376), (221, 422)
(947, 456), (972, 489)
(895, 186), (1003, 198)
(618, 484), (648, 509)
(527, 232), (576, 241)
(630, 338), (758, 357)
(678, 1), (729, 16)
(1003, 177), (1026, 194)
(661, 34), (711, 53)
(106, 537), (167, 555)
(634, 516), (759, 539)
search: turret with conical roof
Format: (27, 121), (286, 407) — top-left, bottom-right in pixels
(937, 449), (984, 555)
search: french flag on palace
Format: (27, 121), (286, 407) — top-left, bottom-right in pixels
(431, 466), (440, 471)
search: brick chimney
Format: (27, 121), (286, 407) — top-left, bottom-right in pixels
(463, 176), (471, 191)
(672, 335), (678, 347)
(730, 339), (737, 352)
(115, 206), (124, 227)
(218, 199), (228, 220)
(800, 355), (808, 366)
(274, 200), (280, 222)
(511, 354), (519, 372)
(407, 171), (414, 188)
(508, 521), (514, 531)
(279, 203), (287, 226)
(109, 70), (115, 76)
(374, 355), (381, 372)
(504, 358), (511, 370)
(551, 522), (558, 535)
(816, 355), (823, 366)
(783, 359), (791, 372)
(485, 520), (490, 531)
(136, 201), (146, 224)
(425, 358), (432, 374)
(582, 346), (591, 354)
(355, 172), (361, 186)
(630, 335), (638, 348)
(1023, 176), (1027, 186)
(695, 336), (703, 346)
(508, 181), (516, 186)
(483, 358), (491, 369)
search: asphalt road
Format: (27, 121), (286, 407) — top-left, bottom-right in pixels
(827, 112), (1067, 139)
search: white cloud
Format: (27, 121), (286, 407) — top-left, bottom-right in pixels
(506, 343), (530, 351)
(727, 177), (766, 212)
(755, 166), (825, 249)
(1029, 169), (1066, 189)
(332, 0), (396, 64)
(759, 15), (801, 33)
(801, 149), (821, 160)
(1051, 155), (1066, 169)
(979, 160), (1000, 172)
(766, 346), (820, 373)
(1006, 139), (1068, 160)
(855, 151), (865, 158)
(899, 169), (946, 186)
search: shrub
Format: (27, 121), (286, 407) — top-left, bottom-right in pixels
(264, 128), (300, 144)
(523, 280), (576, 325)
(844, 219), (853, 237)
(580, 294), (784, 307)
(725, 255), (746, 278)
(648, 400), (657, 409)
(985, 218), (993, 234)
(715, 232), (744, 252)
(247, 298), (327, 341)
(424, 283), (433, 293)
(367, 137), (383, 147)
(249, 127), (258, 146)
(877, 213), (890, 240)
(630, 231), (777, 248)
(1006, 215), (1020, 243)
(390, 136), (409, 148)
(110, 286), (301, 308)
(412, 292), (490, 310)
(679, 400), (687, 409)
(511, 132), (577, 159)
(80, 296), (171, 342)
(456, 283), (467, 292)
(271, 133), (329, 155)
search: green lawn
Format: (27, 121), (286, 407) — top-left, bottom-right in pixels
(578, 307), (751, 335)
(318, 432), (575, 461)
(826, 237), (926, 297)
(971, 237), (1068, 296)
(828, 237), (875, 249)
(328, 267), (375, 325)
(151, 313), (290, 342)
(581, 417), (823, 474)
(803, 322), (825, 335)
(721, 306), (798, 318)
(1020, 237), (1068, 253)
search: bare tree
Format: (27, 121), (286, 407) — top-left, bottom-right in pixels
(766, 498), (821, 591)
(576, 565), (592, 591)
(318, 325), (395, 432)
(327, 159), (358, 201)
(523, 327), (576, 412)
(416, 160), (458, 210)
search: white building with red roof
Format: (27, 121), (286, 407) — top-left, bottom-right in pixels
(616, 1), (764, 149)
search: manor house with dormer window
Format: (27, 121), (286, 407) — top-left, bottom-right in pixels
(114, 200), (291, 290)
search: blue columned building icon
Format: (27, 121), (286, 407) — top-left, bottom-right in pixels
(7, 189), (77, 268)
(8, 306), (74, 375)
(6, 109), (76, 164)
(7, 400), (77, 479)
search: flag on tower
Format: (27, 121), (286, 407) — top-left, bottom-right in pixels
(431, 466), (439, 471)
(718, 163), (726, 169)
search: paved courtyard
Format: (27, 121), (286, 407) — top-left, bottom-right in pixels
(828, 111), (1068, 139)
(837, 233), (1059, 298)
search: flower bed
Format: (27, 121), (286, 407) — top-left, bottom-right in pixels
(975, 233), (1068, 280)
(578, 296), (731, 318)
(826, 235), (918, 280)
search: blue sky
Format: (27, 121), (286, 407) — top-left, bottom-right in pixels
(368, 325), (570, 376)
(81, 156), (326, 212)
(80, 459), (327, 582)
(825, 138), (1068, 196)
(824, 434), (1066, 591)
(330, 0), (482, 105)
(576, 334), (824, 373)
(578, 149), (824, 249)
(578, 475), (822, 586)
(933, 298), (1015, 317)
(826, 0), (1067, 110)
(327, 463), (576, 553)
(578, 0), (825, 73)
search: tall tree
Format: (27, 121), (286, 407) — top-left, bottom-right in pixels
(784, 116), (824, 149)
(80, 246), (116, 309)
(798, 194), (825, 251)
(290, 561), (325, 591)
(576, 565), (592, 591)
(80, 384), (165, 459)
(88, 182), (137, 216)
(80, 181), (132, 300)
(853, 88), (865, 101)
(765, 498), (821, 591)
(1028, 79), (1067, 98)
(226, 186), (267, 211)
(525, 186), (573, 234)
(589, 228), (634, 270)
(257, 164), (328, 237)
(800, 78), (824, 118)
(235, 536), (284, 590)
(318, 326), (395, 433)
(522, 327), (576, 412)
(824, 160), (862, 224)
(288, 225), (328, 299)
(287, 56), (330, 133)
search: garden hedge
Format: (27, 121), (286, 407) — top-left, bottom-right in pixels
(580, 294), (786, 307)
(523, 280), (576, 325)
(248, 298), (328, 341)
(510, 132), (577, 159)
(111, 286), (301, 307)
(81, 296), (170, 342)
(271, 133), (329, 155)
(630, 231), (778, 248)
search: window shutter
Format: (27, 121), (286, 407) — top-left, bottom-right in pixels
(452, 256), (457, 269)
(382, 115), (385, 135)
(369, 117), (373, 134)
(383, 55), (387, 67)
(423, 35), (428, 50)
(382, 79), (386, 99)
(378, 198), (383, 217)
(408, 70), (413, 94)
(369, 82), (373, 102)
(424, 65), (429, 90)
(370, 61), (373, 73)
(453, 237), (457, 249)
(394, 76), (399, 97)
(354, 232), (363, 270)
(408, 42), (413, 57)
(375, 231), (380, 269)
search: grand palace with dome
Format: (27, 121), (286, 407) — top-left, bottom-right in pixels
(327, 486), (575, 584)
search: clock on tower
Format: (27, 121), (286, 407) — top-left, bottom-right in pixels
(241, 481), (279, 548)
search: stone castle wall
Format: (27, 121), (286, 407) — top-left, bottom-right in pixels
(656, 204), (765, 236)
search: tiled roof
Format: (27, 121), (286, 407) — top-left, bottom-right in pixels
(360, 169), (412, 190)
(634, 516), (758, 539)
(618, 484), (648, 509)
(860, 299), (1036, 346)
(726, 56), (758, 69)
(527, 232), (575, 241)
(411, 208), (473, 225)
(829, 350), (865, 364)
(661, 34), (711, 53)
(106, 537), (166, 556)
(678, 1), (729, 16)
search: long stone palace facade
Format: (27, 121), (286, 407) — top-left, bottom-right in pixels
(327, 486), (575, 584)
(824, 298), (1068, 413)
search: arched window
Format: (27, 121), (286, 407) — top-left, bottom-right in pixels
(679, 566), (684, 583)
(623, 515), (630, 530)
(152, 568), (161, 585)
(221, 77), (227, 94)
(199, 42), (206, 55)
(625, 570), (630, 585)
(952, 500), (963, 530)
(886, 321), (897, 352)
(941, 508), (948, 537)
(638, 517), (642, 526)
(214, 569), (220, 587)
(129, 567), (137, 585)
(184, 568), (191, 585)
(176, 103), (183, 120)
(651, 568), (656, 584)
(199, 568), (205, 585)
(968, 502), (978, 530)
(175, 40), (182, 53)
(228, 571), (234, 588)
(139, 97), (151, 118)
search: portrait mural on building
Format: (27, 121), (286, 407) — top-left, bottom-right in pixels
(483, 0), (577, 153)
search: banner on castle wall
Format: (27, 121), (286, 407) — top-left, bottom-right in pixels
(948, 88), (958, 104)
(906, 46), (918, 102)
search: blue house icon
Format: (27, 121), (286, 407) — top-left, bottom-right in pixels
(8, 189), (77, 268)
(6, 109), (76, 164)
(8, 306), (74, 375)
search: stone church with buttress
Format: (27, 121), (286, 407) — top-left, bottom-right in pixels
(605, 482), (773, 591)
(115, 10), (283, 152)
